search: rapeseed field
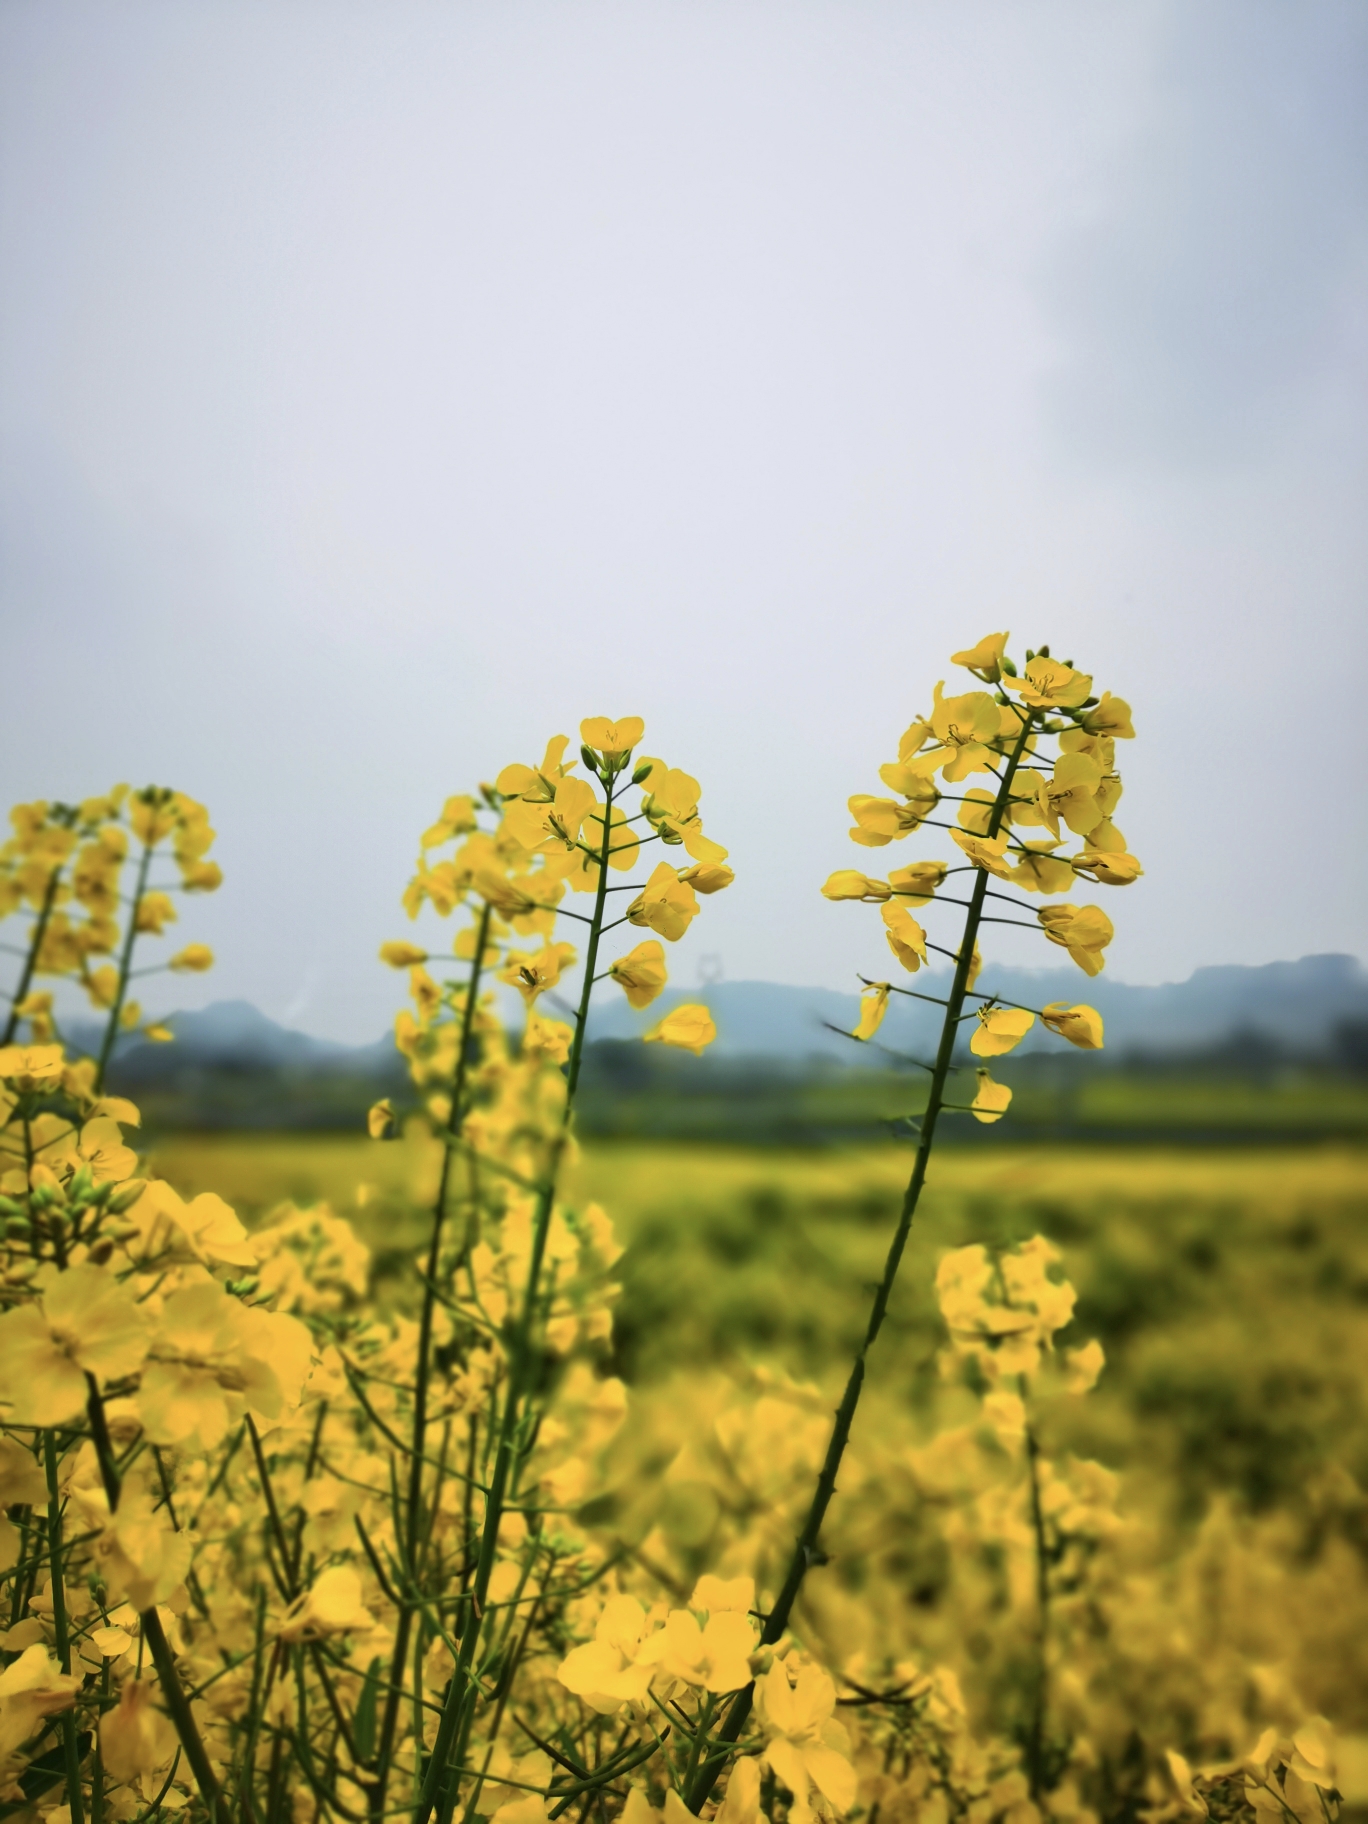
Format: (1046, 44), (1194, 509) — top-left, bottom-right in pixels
(4, 646), (1365, 1824)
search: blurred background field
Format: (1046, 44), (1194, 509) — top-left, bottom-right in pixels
(148, 1125), (1368, 1738)
(147, 1131), (1368, 1521)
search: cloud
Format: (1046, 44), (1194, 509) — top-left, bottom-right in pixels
(1043, 0), (1368, 467)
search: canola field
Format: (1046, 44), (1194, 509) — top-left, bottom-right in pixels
(148, 1132), (1368, 1748)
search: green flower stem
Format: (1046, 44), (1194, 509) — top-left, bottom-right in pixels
(94, 837), (154, 1094)
(1022, 1405), (1051, 1800)
(82, 1375), (231, 1824)
(1, 858), (66, 1046)
(44, 1430), (86, 1824)
(685, 712), (1037, 1815)
(371, 900), (496, 1819)
(418, 771), (620, 1824)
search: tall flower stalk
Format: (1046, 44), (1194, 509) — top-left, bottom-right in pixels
(686, 634), (1138, 1810)
(367, 717), (731, 1824)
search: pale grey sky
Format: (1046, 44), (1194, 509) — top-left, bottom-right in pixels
(2, 0), (1365, 1041)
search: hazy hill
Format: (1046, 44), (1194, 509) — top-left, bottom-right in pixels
(73, 953), (1368, 1080)
(586, 952), (1368, 1062)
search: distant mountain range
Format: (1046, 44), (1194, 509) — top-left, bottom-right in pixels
(74, 953), (1368, 1077)
(588, 953), (1368, 1062)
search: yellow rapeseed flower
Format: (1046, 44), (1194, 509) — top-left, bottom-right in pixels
(279, 1566), (373, 1643)
(949, 829), (1012, 878)
(1072, 847), (1143, 886)
(1037, 903), (1114, 975)
(99, 1679), (178, 1785)
(852, 984), (890, 1040)
(502, 941), (577, 1005)
(0, 1044), (65, 1089)
(969, 1007), (1035, 1057)
(881, 903), (927, 973)
(847, 796), (925, 847)
(133, 891), (177, 935)
(0, 1263), (151, 1426)
(644, 1004), (717, 1054)
(1041, 1003), (1104, 1048)
(970, 1070), (1012, 1123)
(421, 794), (479, 849)
(1010, 655), (1093, 709)
(380, 941), (429, 969)
(930, 682), (1000, 780)
(950, 631), (1009, 682)
(887, 859), (947, 904)
(1009, 842), (1076, 894)
(821, 871), (892, 903)
(628, 863), (699, 941)
(168, 943), (214, 972)
(580, 715), (646, 760)
(502, 776), (596, 855)
(609, 940), (668, 1009)
(1083, 691), (1135, 738)
(678, 860), (734, 894)
(495, 735), (574, 800)
(556, 1594), (654, 1714)
(756, 1660), (857, 1824)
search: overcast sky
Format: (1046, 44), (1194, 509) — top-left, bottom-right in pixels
(2, 0), (1365, 1042)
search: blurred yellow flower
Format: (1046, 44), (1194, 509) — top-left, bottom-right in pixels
(421, 794), (479, 848)
(852, 984), (890, 1041)
(99, 1678), (178, 1785)
(502, 941), (577, 1005)
(970, 1070), (1012, 1123)
(279, 1565), (373, 1643)
(644, 1004), (716, 1054)
(380, 940), (429, 968)
(0, 1044), (64, 1088)
(0, 1264), (150, 1426)
(133, 891), (176, 934)
(168, 942), (214, 972)
(0, 1644), (81, 1761)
